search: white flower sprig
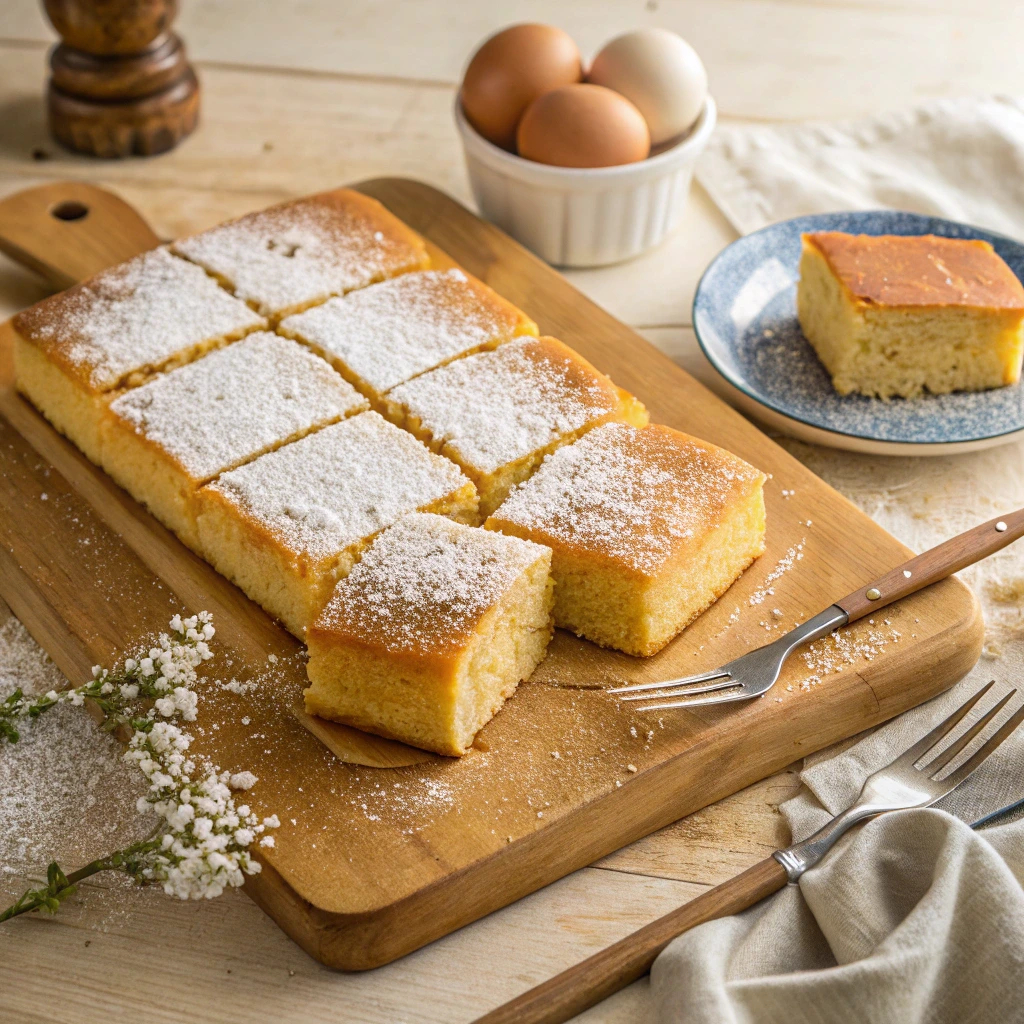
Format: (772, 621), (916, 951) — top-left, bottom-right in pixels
(0, 613), (278, 922)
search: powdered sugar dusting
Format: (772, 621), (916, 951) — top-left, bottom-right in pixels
(108, 333), (366, 481)
(206, 412), (471, 560)
(281, 269), (526, 393)
(318, 513), (548, 653)
(173, 193), (426, 317)
(389, 337), (619, 473)
(14, 248), (264, 390)
(491, 423), (764, 574)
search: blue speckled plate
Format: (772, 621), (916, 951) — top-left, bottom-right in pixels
(693, 211), (1024, 455)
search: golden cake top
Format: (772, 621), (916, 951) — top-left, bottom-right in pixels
(487, 422), (765, 576)
(13, 248), (265, 391)
(389, 336), (641, 474)
(173, 189), (430, 318)
(108, 333), (367, 483)
(280, 268), (536, 394)
(205, 412), (471, 562)
(804, 232), (1024, 311)
(312, 513), (549, 657)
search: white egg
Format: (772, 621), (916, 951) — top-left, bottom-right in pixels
(588, 28), (708, 146)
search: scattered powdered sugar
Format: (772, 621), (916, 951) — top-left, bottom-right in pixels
(0, 613), (151, 896)
(747, 539), (805, 606)
(14, 248), (264, 390)
(173, 193), (426, 317)
(389, 337), (618, 473)
(207, 412), (470, 560)
(281, 268), (524, 393)
(318, 513), (548, 653)
(491, 422), (764, 574)
(799, 619), (902, 683)
(108, 333), (366, 481)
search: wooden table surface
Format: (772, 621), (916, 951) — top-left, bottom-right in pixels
(1, 2), (1021, 1021)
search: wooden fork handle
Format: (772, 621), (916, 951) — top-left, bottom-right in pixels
(837, 506), (1024, 623)
(473, 856), (787, 1024)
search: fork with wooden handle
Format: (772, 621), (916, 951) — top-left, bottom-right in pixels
(474, 680), (1024, 1024)
(611, 507), (1024, 709)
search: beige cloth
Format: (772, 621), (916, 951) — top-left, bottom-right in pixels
(648, 100), (1024, 1024)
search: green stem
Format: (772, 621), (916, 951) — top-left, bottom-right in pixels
(0, 836), (163, 923)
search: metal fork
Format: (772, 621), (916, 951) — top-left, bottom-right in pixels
(611, 506), (1024, 709)
(475, 680), (1024, 1024)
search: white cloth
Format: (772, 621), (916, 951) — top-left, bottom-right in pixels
(695, 96), (1024, 240)
(647, 99), (1024, 1024)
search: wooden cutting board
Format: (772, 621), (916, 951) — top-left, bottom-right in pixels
(0, 178), (983, 970)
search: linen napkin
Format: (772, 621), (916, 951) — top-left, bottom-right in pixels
(695, 95), (1024, 240)
(646, 100), (1024, 1024)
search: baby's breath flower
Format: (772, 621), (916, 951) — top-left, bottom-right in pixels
(0, 612), (277, 921)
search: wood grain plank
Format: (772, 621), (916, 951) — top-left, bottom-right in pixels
(5, 1), (1023, 120)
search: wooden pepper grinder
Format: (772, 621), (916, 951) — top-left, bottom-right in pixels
(43, 0), (200, 158)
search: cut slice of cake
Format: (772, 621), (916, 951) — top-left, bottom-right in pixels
(305, 513), (553, 756)
(385, 336), (649, 517)
(798, 232), (1024, 399)
(486, 422), (766, 657)
(173, 189), (430, 320)
(278, 267), (537, 405)
(13, 247), (265, 463)
(101, 333), (367, 550)
(195, 412), (478, 638)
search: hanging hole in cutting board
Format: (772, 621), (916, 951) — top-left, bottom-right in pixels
(50, 200), (89, 222)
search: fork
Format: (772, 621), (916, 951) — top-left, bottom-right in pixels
(612, 506), (1024, 709)
(474, 680), (1024, 1024)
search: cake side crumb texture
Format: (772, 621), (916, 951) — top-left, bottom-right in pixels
(173, 189), (429, 318)
(13, 247), (265, 390)
(315, 512), (550, 656)
(206, 412), (474, 561)
(279, 268), (536, 395)
(490, 422), (762, 575)
(106, 332), (367, 482)
(388, 336), (646, 475)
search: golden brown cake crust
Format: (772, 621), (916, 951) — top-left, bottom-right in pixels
(804, 232), (1024, 311)
(309, 513), (550, 662)
(487, 422), (765, 578)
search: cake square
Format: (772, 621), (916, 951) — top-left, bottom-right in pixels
(385, 336), (649, 517)
(195, 412), (478, 637)
(797, 232), (1024, 399)
(101, 333), (367, 550)
(305, 513), (553, 756)
(279, 267), (537, 403)
(12, 247), (265, 463)
(172, 189), (430, 319)
(486, 422), (766, 657)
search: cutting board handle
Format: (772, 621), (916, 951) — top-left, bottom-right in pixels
(0, 181), (160, 290)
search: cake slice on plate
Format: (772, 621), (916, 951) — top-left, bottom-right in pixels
(305, 513), (553, 756)
(279, 267), (536, 405)
(798, 231), (1024, 399)
(385, 335), (648, 517)
(195, 412), (478, 637)
(173, 189), (430, 320)
(13, 247), (264, 463)
(101, 333), (367, 550)
(486, 422), (766, 657)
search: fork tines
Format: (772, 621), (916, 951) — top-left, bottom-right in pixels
(907, 680), (1024, 785)
(608, 667), (736, 708)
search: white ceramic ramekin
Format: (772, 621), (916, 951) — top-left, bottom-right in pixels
(454, 92), (717, 267)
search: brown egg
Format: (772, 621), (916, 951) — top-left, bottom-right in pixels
(517, 84), (651, 168)
(461, 24), (583, 151)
